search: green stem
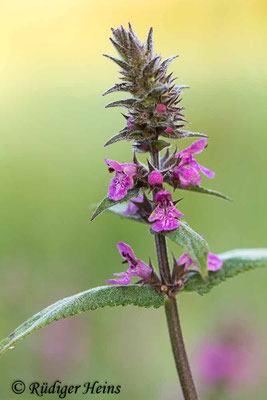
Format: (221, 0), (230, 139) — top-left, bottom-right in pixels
(151, 150), (199, 400)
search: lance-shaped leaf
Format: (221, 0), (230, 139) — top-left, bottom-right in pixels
(103, 54), (131, 71)
(157, 222), (209, 278)
(162, 130), (208, 140)
(109, 38), (128, 60)
(184, 248), (267, 295)
(142, 56), (161, 76)
(0, 285), (165, 356)
(146, 85), (168, 97)
(103, 83), (132, 96)
(175, 183), (231, 202)
(146, 27), (154, 57)
(161, 55), (179, 70)
(105, 98), (136, 109)
(151, 140), (171, 152)
(104, 128), (128, 146)
(91, 188), (140, 221)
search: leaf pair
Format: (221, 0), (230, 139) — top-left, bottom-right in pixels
(1, 249), (266, 356)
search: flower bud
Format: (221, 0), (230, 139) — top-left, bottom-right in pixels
(155, 104), (167, 113)
(148, 171), (163, 187)
(165, 126), (173, 134)
(127, 116), (135, 129)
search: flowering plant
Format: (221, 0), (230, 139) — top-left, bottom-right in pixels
(0, 24), (266, 400)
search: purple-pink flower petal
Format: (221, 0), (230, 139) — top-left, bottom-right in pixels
(122, 163), (137, 176)
(207, 252), (223, 271)
(173, 166), (201, 187)
(106, 242), (152, 285)
(177, 251), (223, 272)
(104, 158), (123, 172)
(108, 173), (133, 201)
(105, 160), (137, 201)
(155, 190), (172, 202)
(124, 195), (143, 215)
(127, 117), (135, 129)
(117, 241), (135, 261)
(151, 218), (181, 232)
(173, 138), (214, 187)
(186, 138), (207, 154)
(198, 164), (215, 179)
(177, 253), (193, 269)
(106, 273), (131, 285)
(149, 190), (184, 232)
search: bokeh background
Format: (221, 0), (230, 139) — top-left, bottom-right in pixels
(0, 0), (266, 399)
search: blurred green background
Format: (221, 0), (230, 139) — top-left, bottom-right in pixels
(0, 0), (266, 399)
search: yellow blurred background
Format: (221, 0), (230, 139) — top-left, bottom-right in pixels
(0, 1), (266, 399)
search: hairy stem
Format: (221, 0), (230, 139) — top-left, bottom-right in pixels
(151, 151), (199, 400)
(165, 297), (199, 400)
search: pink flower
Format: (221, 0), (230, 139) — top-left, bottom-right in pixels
(198, 343), (240, 384)
(196, 320), (262, 390)
(165, 126), (174, 134)
(106, 242), (152, 285)
(155, 103), (167, 113)
(148, 171), (163, 187)
(105, 159), (137, 201)
(127, 116), (135, 130)
(124, 195), (143, 215)
(207, 252), (223, 271)
(148, 190), (184, 232)
(197, 341), (254, 386)
(173, 138), (214, 188)
(177, 252), (223, 272)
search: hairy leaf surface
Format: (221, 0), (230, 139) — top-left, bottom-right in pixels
(0, 285), (164, 356)
(91, 188), (140, 221)
(184, 248), (267, 295)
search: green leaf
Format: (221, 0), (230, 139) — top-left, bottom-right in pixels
(103, 54), (131, 71)
(104, 128), (128, 147)
(146, 27), (154, 57)
(151, 140), (170, 152)
(91, 188), (140, 221)
(103, 83), (132, 96)
(161, 55), (179, 70)
(184, 248), (267, 295)
(0, 285), (164, 356)
(159, 222), (209, 278)
(105, 99), (136, 109)
(162, 130), (208, 140)
(176, 184), (231, 202)
(146, 85), (168, 97)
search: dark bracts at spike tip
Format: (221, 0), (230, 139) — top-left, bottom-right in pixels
(104, 24), (189, 146)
